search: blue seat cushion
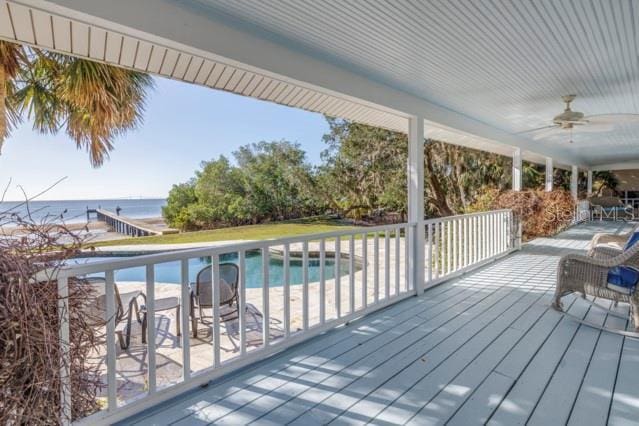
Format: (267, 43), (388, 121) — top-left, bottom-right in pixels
(607, 266), (639, 295)
(624, 231), (639, 251)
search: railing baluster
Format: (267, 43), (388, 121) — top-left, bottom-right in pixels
(497, 212), (502, 253)
(349, 235), (355, 313)
(212, 255), (221, 366)
(504, 212), (507, 251)
(335, 236), (341, 318)
(261, 248), (270, 347)
(404, 226), (409, 292)
(105, 270), (117, 410)
(362, 233), (368, 306)
(462, 217), (466, 267)
(384, 230), (390, 300)
(283, 244), (291, 337)
(458, 219), (462, 269)
(467, 217), (471, 265)
(460, 218), (464, 268)
(394, 227), (400, 297)
(427, 223), (433, 283)
(57, 275), (72, 423)
(497, 213), (500, 255)
(486, 214), (495, 258)
(446, 220), (451, 274)
(180, 259), (191, 381)
(503, 212), (507, 252)
(319, 240), (326, 324)
(464, 217), (469, 267)
(145, 264), (157, 393)
(474, 216), (478, 263)
(239, 250), (247, 355)
(482, 215), (487, 260)
(302, 241), (309, 330)
(373, 233), (379, 303)
(477, 216), (481, 260)
(456, 219), (460, 268)
(495, 213), (499, 254)
(492, 213), (497, 256)
(434, 222), (440, 279)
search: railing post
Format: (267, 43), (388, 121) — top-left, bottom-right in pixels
(571, 165), (579, 200)
(513, 148), (522, 191)
(545, 157), (553, 192)
(408, 115), (425, 295)
(57, 275), (72, 425)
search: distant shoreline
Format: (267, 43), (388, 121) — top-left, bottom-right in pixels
(1, 216), (169, 243)
(0, 198), (167, 226)
(0, 197), (166, 203)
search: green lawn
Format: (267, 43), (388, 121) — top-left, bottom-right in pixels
(90, 218), (357, 247)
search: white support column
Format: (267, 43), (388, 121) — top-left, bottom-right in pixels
(408, 116), (425, 295)
(512, 148), (522, 191)
(587, 170), (593, 197)
(545, 157), (553, 192)
(571, 165), (579, 200)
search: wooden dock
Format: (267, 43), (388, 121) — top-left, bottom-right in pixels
(89, 208), (178, 237)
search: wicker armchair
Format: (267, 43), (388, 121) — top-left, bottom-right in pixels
(588, 223), (639, 255)
(554, 240), (639, 336)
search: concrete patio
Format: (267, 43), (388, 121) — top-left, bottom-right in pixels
(121, 221), (639, 425)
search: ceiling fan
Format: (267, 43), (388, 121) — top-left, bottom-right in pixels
(519, 95), (639, 142)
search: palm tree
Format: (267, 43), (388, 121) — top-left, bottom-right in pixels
(0, 40), (153, 166)
(0, 41), (24, 144)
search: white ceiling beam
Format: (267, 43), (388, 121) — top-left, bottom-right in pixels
(18, 0), (584, 167)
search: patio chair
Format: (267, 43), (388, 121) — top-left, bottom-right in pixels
(84, 276), (144, 349)
(190, 263), (240, 338)
(588, 222), (639, 255)
(554, 235), (639, 338)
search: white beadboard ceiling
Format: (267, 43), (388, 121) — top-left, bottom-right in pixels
(2, 0), (638, 168)
(192, 0), (639, 167)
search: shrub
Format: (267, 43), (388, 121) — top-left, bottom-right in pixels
(0, 212), (102, 423)
(491, 189), (575, 240)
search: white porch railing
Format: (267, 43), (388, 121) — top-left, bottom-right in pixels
(424, 210), (516, 287)
(52, 209), (515, 425)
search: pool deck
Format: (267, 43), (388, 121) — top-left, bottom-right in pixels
(93, 236), (407, 403)
(120, 221), (639, 425)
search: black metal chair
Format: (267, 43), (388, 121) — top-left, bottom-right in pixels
(190, 263), (239, 338)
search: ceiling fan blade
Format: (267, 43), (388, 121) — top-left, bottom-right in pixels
(585, 113), (639, 125)
(517, 124), (558, 134)
(529, 126), (564, 140)
(571, 123), (614, 133)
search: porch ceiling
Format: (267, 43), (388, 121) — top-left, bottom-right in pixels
(3, 0), (638, 169)
(195, 0), (639, 168)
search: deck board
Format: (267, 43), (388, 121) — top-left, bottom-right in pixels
(126, 222), (639, 425)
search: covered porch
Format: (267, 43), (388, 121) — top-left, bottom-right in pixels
(3, 1), (639, 424)
(123, 221), (639, 426)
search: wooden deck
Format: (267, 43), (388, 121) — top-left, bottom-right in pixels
(124, 222), (639, 425)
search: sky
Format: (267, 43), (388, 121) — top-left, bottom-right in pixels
(0, 77), (329, 201)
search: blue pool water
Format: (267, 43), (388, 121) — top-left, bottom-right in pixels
(72, 250), (357, 288)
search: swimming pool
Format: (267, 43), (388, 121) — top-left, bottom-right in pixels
(72, 249), (359, 288)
